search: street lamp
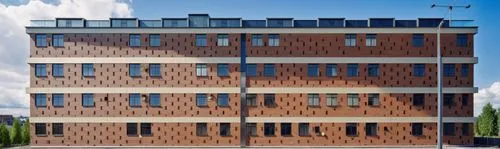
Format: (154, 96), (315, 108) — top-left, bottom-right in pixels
(431, 3), (470, 149)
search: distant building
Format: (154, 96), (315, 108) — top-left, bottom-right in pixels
(0, 115), (14, 125)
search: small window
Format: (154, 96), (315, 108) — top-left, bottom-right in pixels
(345, 34), (356, 47)
(196, 94), (207, 107)
(413, 94), (425, 106)
(52, 94), (64, 107)
(264, 123), (275, 136)
(462, 94), (469, 106)
(299, 123), (309, 136)
(444, 94), (455, 106)
(141, 123), (152, 136)
(246, 94), (257, 106)
(326, 94), (338, 107)
(268, 34), (280, 46)
(252, 34), (263, 46)
(246, 123), (257, 136)
(264, 94), (275, 107)
(220, 123), (231, 136)
(367, 64), (379, 77)
(314, 126), (321, 135)
(347, 94), (359, 107)
(217, 93), (229, 107)
(347, 64), (358, 77)
(281, 123), (292, 136)
(35, 94), (46, 107)
(444, 64), (455, 77)
(217, 34), (229, 46)
(365, 123), (377, 136)
(129, 93), (141, 107)
(52, 64), (64, 77)
(82, 64), (94, 77)
(149, 93), (161, 107)
(35, 34), (47, 47)
(462, 123), (470, 135)
(129, 64), (141, 77)
(35, 123), (46, 136)
(263, 64), (275, 77)
(308, 64), (319, 77)
(308, 94), (320, 106)
(196, 64), (208, 77)
(195, 34), (207, 47)
(366, 34), (376, 47)
(129, 34), (141, 47)
(346, 123), (357, 136)
(149, 34), (160, 47)
(412, 34), (424, 47)
(196, 123), (208, 136)
(149, 64), (161, 77)
(82, 93), (94, 107)
(326, 64), (338, 77)
(368, 94), (380, 106)
(127, 123), (137, 136)
(413, 64), (425, 77)
(461, 64), (469, 77)
(456, 34), (468, 47)
(35, 64), (47, 77)
(217, 64), (229, 77)
(246, 64), (257, 77)
(444, 123), (455, 136)
(412, 123), (423, 136)
(52, 123), (64, 136)
(52, 34), (64, 47)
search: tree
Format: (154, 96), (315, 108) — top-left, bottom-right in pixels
(0, 123), (11, 147)
(10, 118), (22, 145)
(21, 119), (30, 145)
(476, 103), (498, 136)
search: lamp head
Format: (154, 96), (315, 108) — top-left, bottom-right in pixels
(431, 4), (436, 8)
(465, 5), (471, 9)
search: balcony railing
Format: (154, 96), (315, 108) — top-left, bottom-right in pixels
(30, 20), (56, 27)
(85, 20), (110, 28)
(450, 20), (475, 27)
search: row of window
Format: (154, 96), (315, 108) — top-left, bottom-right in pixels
(34, 63), (469, 78)
(34, 122), (470, 137)
(34, 93), (469, 108)
(34, 34), (468, 48)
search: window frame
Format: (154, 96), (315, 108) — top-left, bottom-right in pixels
(196, 93), (208, 107)
(264, 94), (276, 107)
(220, 123), (231, 136)
(326, 93), (338, 107)
(82, 63), (94, 77)
(345, 34), (357, 47)
(413, 94), (425, 106)
(52, 93), (64, 107)
(367, 64), (379, 77)
(149, 64), (161, 77)
(307, 64), (319, 77)
(413, 64), (425, 77)
(246, 94), (257, 107)
(196, 123), (208, 136)
(35, 123), (47, 136)
(129, 93), (141, 107)
(263, 64), (275, 77)
(412, 34), (424, 47)
(217, 93), (229, 107)
(251, 34), (263, 46)
(246, 64), (257, 77)
(35, 64), (47, 77)
(216, 34), (229, 46)
(456, 34), (468, 47)
(52, 64), (64, 77)
(347, 94), (360, 107)
(149, 93), (161, 107)
(35, 94), (47, 107)
(308, 93), (320, 107)
(280, 123), (292, 136)
(140, 123), (152, 136)
(196, 64), (208, 77)
(268, 34), (280, 47)
(346, 123), (358, 136)
(461, 64), (469, 77)
(35, 34), (47, 47)
(82, 93), (94, 107)
(129, 34), (141, 47)
(347, 64), (359, 77)
(127, 123), (138, 136)
(246, 123), (257, 136)
(365, 123), (377, 136)
(367, 93), (380, 106)
(129, 63), (141, 77)
(264, 123), (275, 136)
(52, 123), (64, 136)
(326, 64), (338, 77)
(443, 123), (455, 136)
(217, 63), (229, 77)
(299, 123), (310, 136)
(412, 123), (423, 136)
(443, 64), (456, 77)
(52, 34), (64, 47)
(365, 34), (376, 47)
(195, 34), (207, 47)
(149, 34), (161, 47)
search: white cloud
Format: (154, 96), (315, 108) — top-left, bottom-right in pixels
(474, 82), (500, 116)
(0, 0), (133, 117)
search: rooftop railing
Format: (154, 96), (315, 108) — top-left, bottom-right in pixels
(30, 20), (56, 27)
(450, 20), (475, 27)
(85, 20), (110, 28)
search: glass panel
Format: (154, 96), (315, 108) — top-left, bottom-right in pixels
(242, 20), (266, 28)
(370, 19), (393, 27)
(189, 15), (209, 27)
(139, 20), (162, 27)
(345, 20), (368, 27)
(210, 19), (240, 27)
(318, 19), (344, 28)
(294, 20), (317, 28)
(267, 19), (293, 28)
(163, 19), (187, 27)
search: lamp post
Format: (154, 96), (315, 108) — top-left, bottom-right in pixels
(431, 3), (470, 149)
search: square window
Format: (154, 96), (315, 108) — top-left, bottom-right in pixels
(217, 34), (229, 46)
(412, 123), (423, 136)
(82, 64), (94, 77)
(462, 94), (469, 106)
(129, 64), (141, 77)
(196, 123), (208, 136)
(263, 64), (275, 77)
(220, 123), (231, 136)
(35, 123), (46, 136)
(299, 123), (309, 136)
(347, 64), (358, 77)
(346, 123), (357, 136)
(413, 94), (425, 106)
(149, 64), (161, 77)
(264, 123), (275, 136)
(268, 34), (280, 46)
(461, 64), (469, 77)
(52, 34), (64, 47)
(368, 94), (380, 106)
(326, 64), (338, 77)
(444, 64), (455, 77)
(252, 34), (263, 46)
(129, 93), (141, 107)
(35, 34), (47, 47)
(246, 94), (257, 106)
(196, 34), (207, 46)
(35, 64), (47, 77)
(149, 93), (161, 107)
(345, 34), (356, 47)
(196, 64), (208, 77)
(308, 94), (320, 106)
(444, 123), (455, 136)
(246, 64), (257, 77)
(52, 123), (64, 136)
(412, 34), (424, 47)
(129, 34), (141, 47)
(246, 123), (257, 136)
(196, 94), (207, 107)
(366, 34), (376, 47)
(217, 64), (229, 77)
(149, 34), (160, 47)
(217, 93), (229, 107)
(326, 94), (338, 107)
(141, 123), (152, 136)
(82, 93), (94, 107)
(308, 64), (319, 77)
(457, 34), (468, 47)
(281, 123), (292, 136)
(413, 64), (425, 77)
(35, 94), (46, 107)
(127, 123), (137, 136)
(444, 94), (455, 106)
(52, 94), (64, 107)
(52, 64), (64, 77)
(348, 94), (359, 107)
(264, 94), (275, 107)
(365, 123), (377, 136)
(368, 64), (379, 77)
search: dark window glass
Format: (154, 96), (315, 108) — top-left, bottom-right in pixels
(196, 123), (208, 136)
(52, 64), (64, 77)
(127, 123), (137, 136)
(326, 64), (338, 77)
(129, 34), (141, 47)
(149, 34), (160, 47)
(346, 123), (357, 136)
(395, 20), (417, 27)
(129, 64), (141, 77)
(365, 123), (377, 136)
(252, 34), (263, 46)
(462, 123), (470, 135)
(149, 64), (161, 77)
(82, 64), (94, 77)
(52, 123), (64, 136)
(268, 34), (280, 46)
(345, 20), (368, 27)
(419, 19), (448, 27)
(318, 19), (344, 28)
(246, 123), (257, 136)
(413, 64), (425, 77)
(299, 123), (309, 136)
(368, 64), (379, 77)
(444, 123), (455, 136)
(308, 64), (319, 77)
(413, 94), (425, 106)
(52, 34), (64, 47)
(52, 94), (64, 107)
(82, 93), (94, 107)
(220, 123), (231, 136)
(246, 64), (257, 77)
(457, 34), (468, 47)
(35, 123), (46, 136)
(149, 93), (160, 107)
(345, 34), (357, 46)
(462, 94), (469, 106)
(347, 64), (358, 77)
(294, 20), (317, 28)
(195, 34), (207, 46)
(267, 19), (293, 28)
(368, 94), (380, 106)
(412, 123), (423, 136)
(129, 93), (141, 107)
(444, 94), (455, 106)
(461, 64), (469, 77)
(264, 123), (275, 136)
(217, 93), (229, 107)
(412, 34), (424, 47)
(163, 19), (187, 27)
(370, 19), (393, 27)
(281, 123), (292, 136)
(217, 64), (229, 77)
(35, 94), (46, 107)
(189, 15), (209, 27)
(242, 20), (267, 28)
(444, 64), (455, 77)
(264, 94), (275, 107)
(35, 64), (47, 77)
(246, 94), (257, 106)
(263, 64), (275, 77)
(141, 123), (152, 136)
(196, 94), (207, 106)
(210, 19), (240, 28)
(35, 34), (47, 47)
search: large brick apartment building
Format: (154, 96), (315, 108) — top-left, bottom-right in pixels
(27, 14), (477, 147)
